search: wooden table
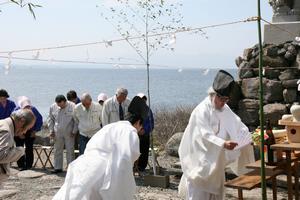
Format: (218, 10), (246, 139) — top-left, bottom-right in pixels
(271, 143), (300, 200)
(245, 160), (284, 200)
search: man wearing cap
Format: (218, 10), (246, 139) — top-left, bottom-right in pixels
(102, 88), (131, 127)
(0, 109), (36, 184)
(136, 93), (154, 172)
(97, 93), (108, 107)
(178, 70), (254, 200)
(14, 96), (43, 170)
(0, 89), (16, 120)
(48, 95), (77, 173)
(73, 93), (102, 155)
(53, 96), (149, 200)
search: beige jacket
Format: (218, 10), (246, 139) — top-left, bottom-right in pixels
(73, 102), (102, 138)
(0, 118), (25, 182)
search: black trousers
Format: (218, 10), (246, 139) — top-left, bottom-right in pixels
(14, 131), (35, 169)
(138, 134), (150, 171)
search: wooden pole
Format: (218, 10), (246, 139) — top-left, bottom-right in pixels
(145, 1), (157, 176)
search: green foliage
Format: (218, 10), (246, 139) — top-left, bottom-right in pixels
(0, 0), (41, 19)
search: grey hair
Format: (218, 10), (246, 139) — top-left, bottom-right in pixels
(116, 88), (128, 97)
(11, 109), (36, 127)
(81, 93), (92, 101)
(207, 86), (217, 97)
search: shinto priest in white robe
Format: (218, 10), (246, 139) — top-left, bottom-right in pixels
(53, 120), (140, 200)
(178, 96), (255, 200)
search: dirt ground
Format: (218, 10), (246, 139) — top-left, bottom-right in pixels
(0, 151), (290, 200)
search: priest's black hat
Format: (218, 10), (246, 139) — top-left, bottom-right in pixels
(212, 70), (234, 97)
(128, 96), (149, 121)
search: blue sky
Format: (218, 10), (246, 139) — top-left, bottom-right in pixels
(0, 0), (273, 69)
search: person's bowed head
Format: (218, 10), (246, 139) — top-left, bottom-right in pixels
(97, 93), (108, 106)
(11, 109), (36, 137)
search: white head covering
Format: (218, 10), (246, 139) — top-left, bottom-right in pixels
(137, 93), (146, 99)
(97, 93), (108, 102)
(17, 96), (32, 109)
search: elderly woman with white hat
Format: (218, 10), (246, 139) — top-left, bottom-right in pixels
(13, 96), (43, 170)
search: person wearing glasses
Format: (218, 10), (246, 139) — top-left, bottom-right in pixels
(178, 70), (254, 200)
(102, 88), (130, 127)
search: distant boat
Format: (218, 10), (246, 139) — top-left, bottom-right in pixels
(202, 69), (209, 75)
(178, 68), (183, 73)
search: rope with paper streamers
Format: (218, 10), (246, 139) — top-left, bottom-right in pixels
(0, 55), (185, 69)
(0, 17), (258, 54)
(0, 17), (259, 73)
(2, 16), (299, 73)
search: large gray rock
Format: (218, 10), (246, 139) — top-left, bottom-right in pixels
(249, 57), (258, 68)
(279, 69), (296, 81)
(263, 103), (288, 126)
(165, 132), (183, 158)
(264, 67), (280, 79)
(250, 55), (288, 68)
(227, 82), (243, 110)
(238, 61), (254, 79)
(235, 56), (243, 67)
(264, 79), (284, 103)
(284, 44), (298, 62)
(282, 79), (298, 88)
(283, 88), (298, 103)
(263, 55), (288, 68)
(291, 52), (300, 68)
(241, 78), (283, 103)
(18, 170), (45, 179)
(284, 51), (296, 62)
(277, 48), (287, 56)
(264, 45), (279, 57)
(287, 45), (298, 55)
(237, 99), (259, 126)
(243, 48), (253, 60)
(241, 78), (260, 99)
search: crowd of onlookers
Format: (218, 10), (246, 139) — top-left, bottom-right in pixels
(0, 88), (154, 175)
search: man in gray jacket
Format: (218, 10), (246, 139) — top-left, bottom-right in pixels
(102, 88), (131, 127)
(0, 109), (35, 183)
(48, 95), (77, 173)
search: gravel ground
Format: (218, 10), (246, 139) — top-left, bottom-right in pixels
(0, 152), (290, 200)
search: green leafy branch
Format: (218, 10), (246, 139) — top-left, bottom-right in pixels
(4, 0), (42, 19)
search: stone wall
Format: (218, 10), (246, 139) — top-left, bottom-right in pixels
(231, 41), (300, 130)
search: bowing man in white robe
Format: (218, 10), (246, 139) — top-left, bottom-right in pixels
(178, 70), (255, 200)
(53, 96), (149, 200)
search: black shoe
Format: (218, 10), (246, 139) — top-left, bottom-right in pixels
(51, 169), (63, 174)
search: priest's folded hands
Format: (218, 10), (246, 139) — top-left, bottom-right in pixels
(224, 141), (238, 150)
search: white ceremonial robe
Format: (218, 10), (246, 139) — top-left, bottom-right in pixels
(178, 97), (254, 200)
(53, 121), (140, 200)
